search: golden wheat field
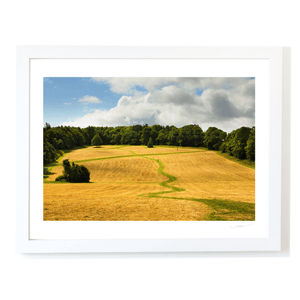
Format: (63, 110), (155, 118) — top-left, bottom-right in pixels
(62, 147), (131, 161)
(152, 152), (255, 203)
(124, 145), (202, 155)
(44, 145), (255, 221)
(43, 183), (212, 221)
(47, 156), (166, 182)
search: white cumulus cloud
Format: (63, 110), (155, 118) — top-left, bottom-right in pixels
(61, 78), (255, 133)
(78, 95), (102, 105)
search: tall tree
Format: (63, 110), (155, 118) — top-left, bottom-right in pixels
(91, 134), (103, 147)
(147, 137), (154, 148)
(84, 126), (96, 145)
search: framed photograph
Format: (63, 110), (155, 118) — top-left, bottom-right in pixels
(16, 46), (282, 253)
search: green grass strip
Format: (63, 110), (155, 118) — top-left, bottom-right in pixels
(85, 145), (127, 150)
(215, 151), (255, 169)
(158, 196), (255, 221)
(73, 150), (202, 163)
(137, 156), (255, 221)
(138, 157), (185, 198)
(74, 154), (135, 163)
(122, 149), (137, 155)
(155, 145), (208, 151)
(43, 162), (62, 180)
(44, 146), (137, 182)
(56, 152), (69, 163)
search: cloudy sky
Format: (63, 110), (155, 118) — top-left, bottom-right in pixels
(44, 77), (255, 133)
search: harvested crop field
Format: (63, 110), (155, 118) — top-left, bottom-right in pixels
(62, 147), (130, 161)
(43, 183), (212, 221)
(125, 145), (202, 155)
(150, 152), (255, 203)
(77, 157), (166, 183)
(44, 145), (255, 221)
(47, 156), (166, 182)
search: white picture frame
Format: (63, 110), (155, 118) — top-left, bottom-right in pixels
(16, 46), (282, 253)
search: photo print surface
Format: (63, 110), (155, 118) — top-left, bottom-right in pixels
(43, 77), (255, 221)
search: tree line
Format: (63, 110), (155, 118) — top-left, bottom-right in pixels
(43, 123), (255, 165)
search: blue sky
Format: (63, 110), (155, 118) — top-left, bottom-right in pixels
(44, 77), (255, 132)
(44, 77), (122, 126)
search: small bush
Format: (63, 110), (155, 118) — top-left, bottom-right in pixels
(68, 163), (90, 183)
(61, 159), (90, 183)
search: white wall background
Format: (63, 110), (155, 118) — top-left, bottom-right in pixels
(0, 1), (298, 299)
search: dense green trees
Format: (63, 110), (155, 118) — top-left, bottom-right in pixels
(203, 127), (227, 150)
(220, 126), (255, 161)
(43, 124), (86, 164)
(55, 159), (90, 183)
(178, 125), (204, 147)
(121, 126), (140, 145)
(43, 141), (63, 164)
(140, 125), (151, 145)
(167, 127), (179, 146)
(44, 123), (255, 165)
(245, 127), (255, 161)
(232, 127), (251, 159)
(156, 129), (167, 145)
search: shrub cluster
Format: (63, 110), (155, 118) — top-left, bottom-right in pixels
(55, 159), (90, 183)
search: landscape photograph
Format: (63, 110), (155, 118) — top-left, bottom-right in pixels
(43, 77), (255, 221)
